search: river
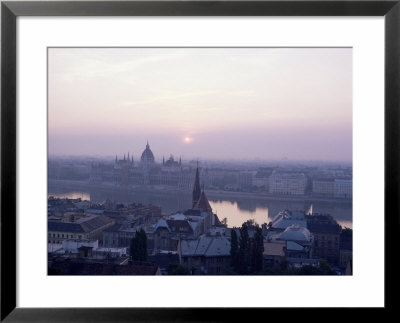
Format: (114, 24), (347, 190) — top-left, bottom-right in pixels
(48, 180), (352, 229)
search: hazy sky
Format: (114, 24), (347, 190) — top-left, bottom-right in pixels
(48, 47), (352, 162)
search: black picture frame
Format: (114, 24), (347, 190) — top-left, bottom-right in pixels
(1, 0), (399, 321)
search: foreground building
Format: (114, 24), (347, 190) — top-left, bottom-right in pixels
(179, 232), (231, 275)
(48, 214), (115, 244)
(306, 214), (342, 264)
(49, 258), (161, 275)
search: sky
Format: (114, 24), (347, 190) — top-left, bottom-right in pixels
(48, 47), (352, 162)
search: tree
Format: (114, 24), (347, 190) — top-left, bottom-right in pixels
(130, 228), (148, 261)
(230, 228), (239, 271)
(318, 258), (335, 275)
(238, 223), (250, 274)
(252, 226), (264, 273)
(297, 265), (320, 275)
(166, 262), (190, 275)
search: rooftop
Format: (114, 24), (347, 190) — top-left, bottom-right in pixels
(263, 242), (285, 257)
(180, 234), (230, 257)
(48, 215), (114, 233)
(277, 224), (312, 242)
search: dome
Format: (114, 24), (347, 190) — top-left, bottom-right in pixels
(278, 224), (311, 242)
(140, 142), (155, 164)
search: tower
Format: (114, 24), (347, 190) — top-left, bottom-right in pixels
(192, 163), (201, 208)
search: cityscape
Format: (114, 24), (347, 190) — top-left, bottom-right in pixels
(48, 48), (352, 275)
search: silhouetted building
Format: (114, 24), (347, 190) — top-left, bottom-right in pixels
(307, 214), (341, 264)
(179, 233), (231, 275)
(48, 215), (115, 244)
(140, 141), (155, 166)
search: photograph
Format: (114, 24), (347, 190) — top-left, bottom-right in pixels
(47, 47), (353, 276)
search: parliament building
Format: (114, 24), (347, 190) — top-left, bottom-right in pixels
(90, 141), (202, 189)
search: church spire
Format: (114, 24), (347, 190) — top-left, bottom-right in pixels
(192, 164), (201, 208)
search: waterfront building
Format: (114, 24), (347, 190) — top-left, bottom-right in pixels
(237, 171), (253, 189)
(268, 172), (307, 195)
(333, 179), (352, 199)
(253, 176), (269, 190)
(89, 141), (196, 189)
(140, 141), (155, 166)
(253, 167), (273, 191)
(312, 178), (334, 196)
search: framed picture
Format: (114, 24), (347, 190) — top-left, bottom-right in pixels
(1, 0), (398, 321)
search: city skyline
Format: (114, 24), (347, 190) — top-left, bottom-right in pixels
(48, 47), (352, 161)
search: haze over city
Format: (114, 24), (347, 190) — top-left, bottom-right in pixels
(48, 47), (352, 161)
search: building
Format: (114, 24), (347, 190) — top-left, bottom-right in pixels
(48, 215), (115, 244)
(90, 141), (195, 189)
(148, 164), (218, 255)
(334, 179), (352, 199)
(269, 172), (307, 195)
(312, 178), (334, 196)
(48, 238), (128, 260)
(339, 227), (352, 273)
(253, 167), (273, 191)
(276, 224), (314, 260)
(263, 241), (285, 268)
(140, 141), (155, 166)
(151, 215), (196, 253)
(48, 258), (161, 275)
(270, 209), (307, 232)
(179, 233), (231, 275)
(237, 171), (253, 189)
(307, 214), (342, 265)
(102, 223), (138, 248)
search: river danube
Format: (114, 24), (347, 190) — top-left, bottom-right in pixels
(48, 181), (352, 229)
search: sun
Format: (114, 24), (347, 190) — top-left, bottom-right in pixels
(184, 137), (192, 143)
